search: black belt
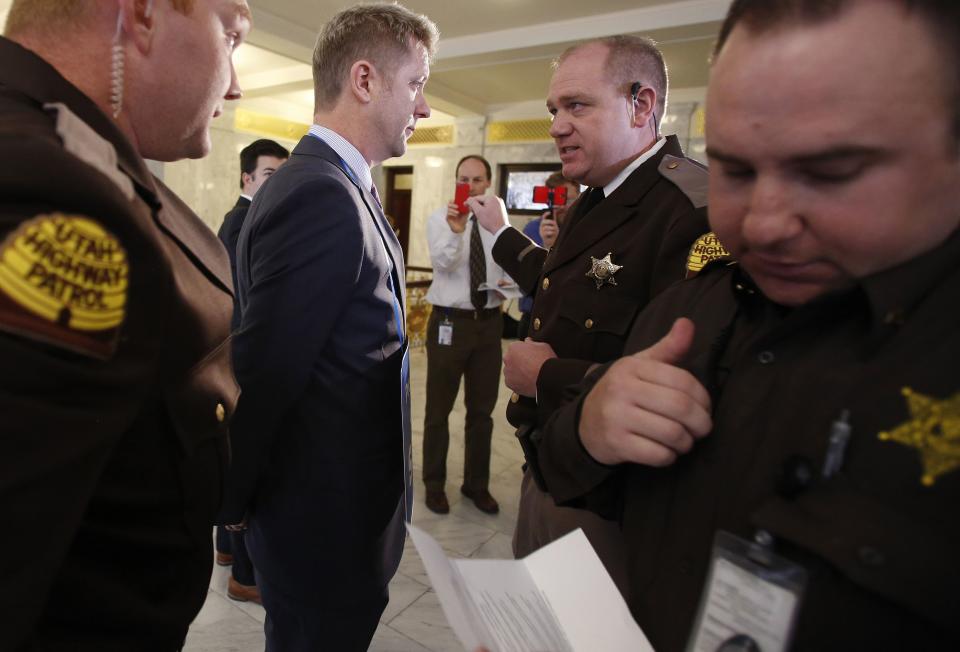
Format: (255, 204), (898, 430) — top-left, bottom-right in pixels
(435, 306), (501, 320)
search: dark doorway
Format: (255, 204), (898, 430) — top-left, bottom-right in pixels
(385, 166), (413, 261)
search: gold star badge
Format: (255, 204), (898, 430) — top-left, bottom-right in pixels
(586, 253), (622, 290)
(878, 388), (960, 486)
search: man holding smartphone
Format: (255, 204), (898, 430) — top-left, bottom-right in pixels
(518, 172), (581, 338)
(422, 155), (514, 514)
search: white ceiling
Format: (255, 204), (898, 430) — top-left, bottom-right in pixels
(0, 0), (728, 124)
(244, 0), (729, 119)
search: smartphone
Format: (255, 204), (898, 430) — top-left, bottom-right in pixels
(532, 185), (568, 206)
(454, 183), (470, 214)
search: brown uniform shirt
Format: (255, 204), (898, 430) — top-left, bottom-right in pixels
(493, 135), (711, 429)
(539, 232), (960, 650)
(0, 37), (238, 651)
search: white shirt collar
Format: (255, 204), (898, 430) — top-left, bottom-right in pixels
(308, 124), (373, 191)
(240, 193), (253, 202)
(602, 137), (667, 198)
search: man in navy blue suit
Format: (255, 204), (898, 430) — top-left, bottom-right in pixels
(218, 4), (438, 651)
(217, 138), (288, 331)
(213, 138), (287, 604)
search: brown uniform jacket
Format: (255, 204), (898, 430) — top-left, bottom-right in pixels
(539, 232), (960, 650)
(493, 135), (711, 429)
(0, 37), (238, 651)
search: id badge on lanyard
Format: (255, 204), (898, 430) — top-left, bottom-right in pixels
(438, 316), (453, 346)
(686, 531), (808, 652)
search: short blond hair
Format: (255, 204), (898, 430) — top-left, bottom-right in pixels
(312, 3), (439, 111)
(5, 0), (194, 36)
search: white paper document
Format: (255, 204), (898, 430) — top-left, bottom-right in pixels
(407, 525), (655, 652)
(476, 282), (525, 300)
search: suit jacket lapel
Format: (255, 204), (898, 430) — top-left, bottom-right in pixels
(292, 135), (406, 314)
(545, 136), (684, 275)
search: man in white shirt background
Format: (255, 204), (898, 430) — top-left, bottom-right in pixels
(422, 155), (513, 515)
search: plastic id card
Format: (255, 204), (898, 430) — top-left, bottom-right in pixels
(686, 531), (808, 652)
(438, 318), (453, 346)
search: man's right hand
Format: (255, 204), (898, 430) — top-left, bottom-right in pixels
(539, 213), (559, 248)
(578, 318), (713, 467)
(446, 201), (468, 233)
(466, 195), (508, 234)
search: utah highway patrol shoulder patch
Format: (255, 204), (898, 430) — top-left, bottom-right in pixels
(686, 232), (732, 278)
(0, 213), (129, 359)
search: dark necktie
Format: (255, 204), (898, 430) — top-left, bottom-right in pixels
(563, 187), (605, 239)
(579, 186), (604, 216)
(469, 216), (486, 310)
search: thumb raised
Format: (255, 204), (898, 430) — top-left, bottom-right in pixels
(635, 317), (695, 366)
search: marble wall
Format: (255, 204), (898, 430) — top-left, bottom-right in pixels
(156, 96), (705, 271)
(159, 109), (298, 233)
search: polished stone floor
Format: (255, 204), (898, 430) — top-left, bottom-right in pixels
(185, 344), (525, 652)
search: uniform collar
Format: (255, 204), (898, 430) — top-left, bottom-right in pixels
(859, 227), (960, 333)
(602, 136), (667, 198)
(730, 227), (960, 339)
(0, 36), (158, 203)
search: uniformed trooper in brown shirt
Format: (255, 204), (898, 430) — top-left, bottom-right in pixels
(470, 35), (721, 594)
(533, 1), (960, 649)
(0, 1), (251, 649)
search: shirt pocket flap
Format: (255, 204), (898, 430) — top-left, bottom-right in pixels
(557, 290), (639, 336)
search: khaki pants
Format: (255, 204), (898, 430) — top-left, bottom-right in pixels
(512, 468), (631, 601)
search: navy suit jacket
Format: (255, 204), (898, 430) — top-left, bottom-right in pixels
(217, 195), (251, 331)
(219, 134), (411, 603)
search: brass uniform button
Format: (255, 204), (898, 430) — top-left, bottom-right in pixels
(215, 403), (226, 423)
(584, 318), (594, 329)
(510, 392), (520, 403)
(542, 278), (550, 291)
(533, 318), (541, 331)
(667, 161), (679, 170)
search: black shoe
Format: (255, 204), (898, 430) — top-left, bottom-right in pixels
(460, 486), (499, 514)
(425, 490), (450, 514)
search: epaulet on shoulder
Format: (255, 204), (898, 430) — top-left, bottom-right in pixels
(43, 102), (135, 201)
(658, 154), (708, 209)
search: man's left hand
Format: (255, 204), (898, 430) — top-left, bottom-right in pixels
(504, 337), (557, 397)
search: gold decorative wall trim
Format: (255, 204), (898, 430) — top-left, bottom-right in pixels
(408, 125), (455, 146)
(692, 105), (706, 138)
(487, 119), (552, 143)
(234, 109), (310, 142)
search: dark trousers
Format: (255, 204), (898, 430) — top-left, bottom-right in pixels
(422, 307), (502, 493)
(215, 525), (231, 555)
(257, 570), (387, 652)
(229, 530), (255, 586)
(214, 526), (256, 586)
